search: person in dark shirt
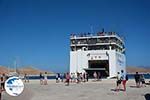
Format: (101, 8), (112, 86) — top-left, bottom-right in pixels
(40, 72), (43, 85)
(86, 72), (89, 82)
(1, 74), (6, 91)
(24, 73), (29, 83)
(56, 73), (59, 83)
(134, 72), (140, 88)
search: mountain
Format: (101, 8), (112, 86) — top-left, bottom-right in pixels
(127, 66), (150, 73)
(0, 66), (54, 75)
(1, 66), (149, 75)
(0, 66), (9, 74)
(16, 66), (54, 75)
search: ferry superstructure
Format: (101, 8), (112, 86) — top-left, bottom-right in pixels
(70, 30), (126, 78)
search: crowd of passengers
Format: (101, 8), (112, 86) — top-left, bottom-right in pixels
(71, 38), (123, 46)
(55, 72), (103, 86)
(70, 31), (117, 38)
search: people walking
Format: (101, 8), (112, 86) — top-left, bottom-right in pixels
(65, 72), (70, 86)
(76, 72), (80, 83)
(0, 89), (1, 100)
(93, 72), (97, 81)
(60, 73), (64, 82)
(116, 72), (122, 91)
(97, 72), (101, 81)
(121, 70), (127, 91)
(1, 74), (6, 91)
(140, 74), (146, 87)
(24, 73), (29, 83)
(0, 73), (7, 100)
(0, 76), (2, 100)
(40, 72), (43, 85)
(71, 73), (75, 82)
(70, 73), (73, 82)
(83, 72), (86, 82)
(44, 72), (48, 85)
(134, 72), (140, 88)
(56, 73), (59, 83)
(86, 72), (89, 82)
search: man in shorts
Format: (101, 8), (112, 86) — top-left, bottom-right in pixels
(116, 72), (122, 91)
(140, 74), (146, 87)
(134, 72), (140, 88)
(121, 70), (127, 91)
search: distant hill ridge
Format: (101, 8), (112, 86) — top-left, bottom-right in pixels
(0, 66), (150, 75)
(127, 66), (150, 73)
(0, 66), (54, 75)
(0, 66), (9, 74)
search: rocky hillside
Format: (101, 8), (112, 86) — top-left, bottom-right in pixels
(126, 66), (150, 73)
(0, 66), (9, 74)
(0, 66), (54, 75)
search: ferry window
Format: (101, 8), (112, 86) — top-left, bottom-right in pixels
(70, 47), (75, 51)
(97, 39), (102, 43)
(71, 40), (76, 44)
(88, 38), (96, 44)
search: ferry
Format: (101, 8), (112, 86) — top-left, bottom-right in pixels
(70, 29), (126, 78)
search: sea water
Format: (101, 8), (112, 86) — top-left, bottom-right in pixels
(27, 74), (150, 80)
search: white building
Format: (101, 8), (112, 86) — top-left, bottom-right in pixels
(70, 31), (126, 78)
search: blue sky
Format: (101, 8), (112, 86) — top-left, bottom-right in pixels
(0, 0), (150, 72)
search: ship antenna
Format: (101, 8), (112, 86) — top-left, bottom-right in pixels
(90, 25), (94, 34)
(102, 28), (104, 32)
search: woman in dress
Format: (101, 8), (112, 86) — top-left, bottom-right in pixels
(44, 72), (48, 85)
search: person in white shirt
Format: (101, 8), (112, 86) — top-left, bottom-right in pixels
(44, 72), (48, 85)
(116, 72), (122, 91)
(121, 70), (127, 91)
